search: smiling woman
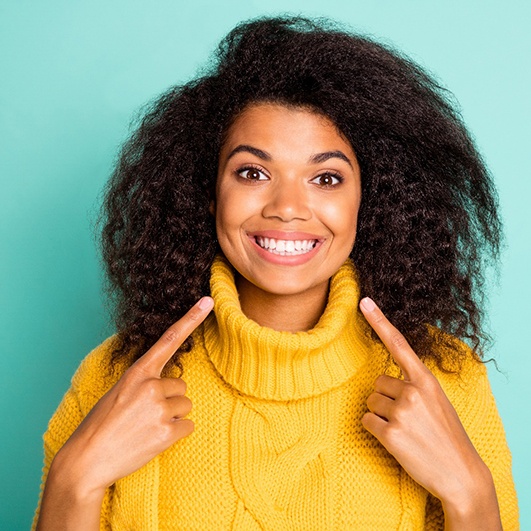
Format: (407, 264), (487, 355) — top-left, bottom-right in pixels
(214, 103), (361, 330)
(34, 16), (518, 531)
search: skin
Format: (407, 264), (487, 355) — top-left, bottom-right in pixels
(36, 297), (214, 530)
(36, 103), (502, 530)
(214, 103), (362, 331)
(359, 297), (502, 530)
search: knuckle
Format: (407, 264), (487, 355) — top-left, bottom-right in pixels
(181, 396), (193, 415)
(383, 424), (400, 448)
(391, 405), (407, 425)
(402, 385), (420, 406)
(113, 386), (131, 407)
(374, 374), (387, 390)
(175, 378), (187, 394)
(140, 379), (159, 398)
(175, 418), (195, 438)
(188, 308), (202, 322)
(136, 384), (161, 410)
(361, 412), (372, 428)
(372, 312), (386, 325)
(156, 423), (174, 444)
(162, 376), (187, 395)
(161, 328), (181, 345)
(154, 402), (168, 422)
(390, 331), (408, 349)
(366, 393), (379, 411)
(422, 374), (441, 393)
(366, 394), (375, 411)
(119, 369), (136, 387)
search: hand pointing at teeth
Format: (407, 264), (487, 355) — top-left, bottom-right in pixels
(359, 297), (502, 530)
(36, 297), (214, 531)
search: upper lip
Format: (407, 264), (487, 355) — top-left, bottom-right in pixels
(247, 230), (324, 241)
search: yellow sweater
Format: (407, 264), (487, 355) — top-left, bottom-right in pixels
(35, 257), (519, 530)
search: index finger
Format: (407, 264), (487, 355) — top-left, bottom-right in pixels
(359, 297), (426, 381)
(134, 296), (214, 376)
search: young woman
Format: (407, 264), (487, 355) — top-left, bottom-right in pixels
(34, 17), (518, 530)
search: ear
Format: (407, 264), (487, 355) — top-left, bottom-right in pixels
(209, 199), (216, 216)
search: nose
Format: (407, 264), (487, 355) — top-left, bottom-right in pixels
(261, 177), (312, 222)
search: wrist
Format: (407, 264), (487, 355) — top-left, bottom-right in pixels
(37, 452), (105, 531)
(440, 465), (501, 531)
(48, 448), (107, 504)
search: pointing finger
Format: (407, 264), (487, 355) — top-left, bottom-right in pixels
(134, 296), (214, 376)
(360, 297), (426, 381)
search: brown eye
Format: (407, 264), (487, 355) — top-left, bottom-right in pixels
(311, 173), (342, 186)
(247, 169), (262, 180)
(238, 167), (268, 181)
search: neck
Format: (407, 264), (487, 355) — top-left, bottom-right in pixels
(236, 275), (329, 332)
(204, 255), (370, 400)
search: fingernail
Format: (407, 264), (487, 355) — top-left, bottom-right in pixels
(360, 297), (376, 311)
(198, 296), (214, 310)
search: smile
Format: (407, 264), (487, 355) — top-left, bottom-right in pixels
(255, 236), (318, 256)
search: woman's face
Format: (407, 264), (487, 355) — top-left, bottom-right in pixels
(214, 102), (362, 299)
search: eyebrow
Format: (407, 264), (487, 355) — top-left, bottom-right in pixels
(226, 144), (353, 168)
(309, 150), (353, 168)
(226, 145), (272, 161)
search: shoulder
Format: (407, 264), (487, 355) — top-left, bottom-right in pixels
(427, 338), (489, 392)
(42, 336), (133, 451)
(70, 335), (131, 401)
(426, 341), (499, 432)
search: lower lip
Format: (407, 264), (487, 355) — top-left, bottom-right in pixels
(248, 236), (323, 266)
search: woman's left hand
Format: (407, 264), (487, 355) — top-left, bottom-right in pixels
(359, 297), (501, 529)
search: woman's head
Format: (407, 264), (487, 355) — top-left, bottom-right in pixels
(214, 101), (361, 305)
(102, 16), (501, 369)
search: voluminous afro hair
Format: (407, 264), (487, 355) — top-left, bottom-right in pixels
(101, 16), (502, 372)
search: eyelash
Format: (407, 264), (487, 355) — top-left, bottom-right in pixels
(235, 165), (344, 187)
(310, 172), (344, 187)
(236, 164), (268, 181)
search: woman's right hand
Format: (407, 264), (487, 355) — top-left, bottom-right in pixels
(36, 296), (214, 530)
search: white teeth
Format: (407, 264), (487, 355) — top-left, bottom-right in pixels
(255, 237), (317, 256)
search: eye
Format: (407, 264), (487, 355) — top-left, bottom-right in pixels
(237, 166), (269, 181)
(311, 172), (343, 187)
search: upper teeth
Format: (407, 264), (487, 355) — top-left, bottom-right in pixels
(255, 237), (317, 255)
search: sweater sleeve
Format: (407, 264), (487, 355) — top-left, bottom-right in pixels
(423, 358), (519, 531)
(32, 338), (125, 531)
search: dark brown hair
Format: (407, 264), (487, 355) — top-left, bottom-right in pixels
(101, 16), (502, 371)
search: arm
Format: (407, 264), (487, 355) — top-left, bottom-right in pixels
(32, 374), (113, 531)
(444, 363), (519, 530)
(359, 297), (517, 530)
(34, 297), (214, 531)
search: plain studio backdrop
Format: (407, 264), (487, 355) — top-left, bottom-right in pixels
(0, 1), (529, 529)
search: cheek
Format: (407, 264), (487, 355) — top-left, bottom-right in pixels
(215, 180), (266, 227)
(214, 184), (251, 241)
(321, 197), (360, 242)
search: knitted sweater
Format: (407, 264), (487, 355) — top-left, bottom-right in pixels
(35, 257), (519, 530)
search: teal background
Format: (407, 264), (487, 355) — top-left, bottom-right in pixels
(1, 0), (529, 528)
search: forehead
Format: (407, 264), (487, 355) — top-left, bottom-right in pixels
(220, 102), (355, 159)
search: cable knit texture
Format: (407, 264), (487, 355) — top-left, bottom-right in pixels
(34, 256), (519, 530)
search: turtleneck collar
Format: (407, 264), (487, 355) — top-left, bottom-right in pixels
(202, 255), (372, 401)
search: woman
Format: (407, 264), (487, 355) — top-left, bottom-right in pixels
(34, 17), (518, 530)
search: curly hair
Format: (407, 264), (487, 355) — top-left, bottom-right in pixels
(101, 16), (502, 372)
